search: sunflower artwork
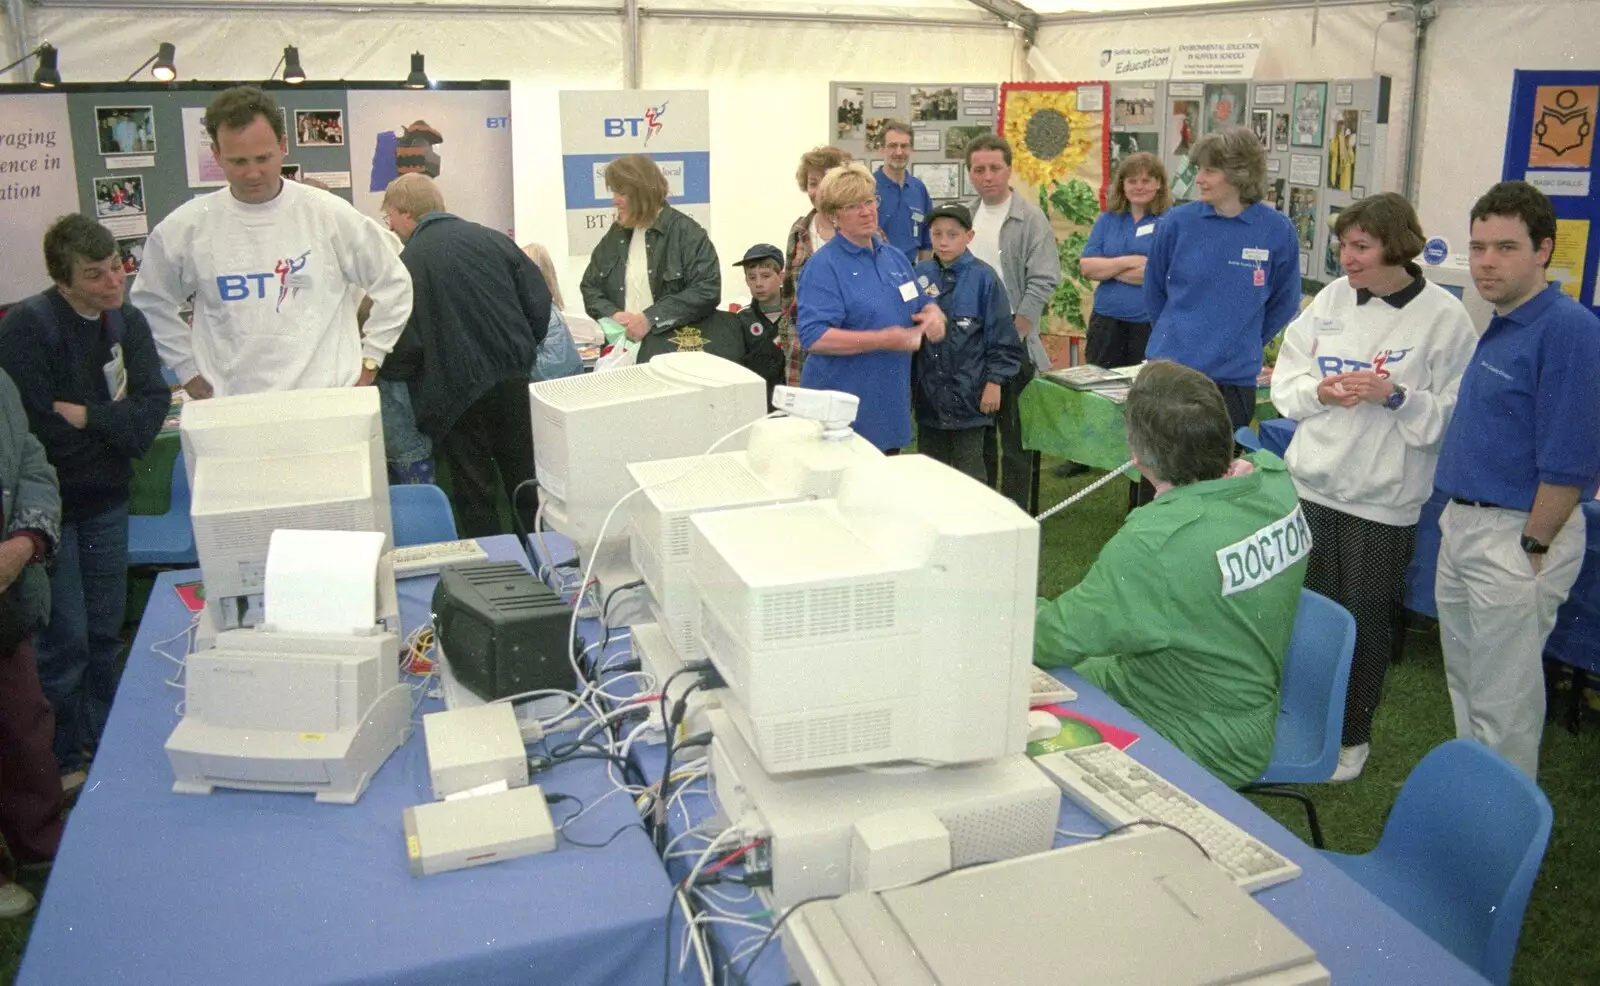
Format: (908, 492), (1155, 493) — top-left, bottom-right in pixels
(999, 83), (1109, 353)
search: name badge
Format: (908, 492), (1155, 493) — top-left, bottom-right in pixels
(1242, 247), (1270, 263)
(1136, 223), (1156, 237)
(899, 281), (918, 302)
(911, 211), (926, 223)
(1313, 317), (1343, 335)
(1253, 268), (1266, 288)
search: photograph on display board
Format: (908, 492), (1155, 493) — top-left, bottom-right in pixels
(1289, 187), (1317, 252)
(1112, 88), (1156, 127)
(865, 117), (890, 151)
(1265, 178), (1286, 212)
(1273, 112), (1290, 150)
(116, 237), (146, 275)
(1171, 156), (1199, 202)
(1168, 99), (1199, 158)
(911, 87), (958, 122)
(1528, 85), (1597, 168)
(93, 175), (145, 218)
(1250, 109), (1272, 148)
(1325, 205), (1345, 278)
(1327, 110), (1359, 191)
(95, 106), (156, 155)
(1204, 83), (1247, 133)
(999, 82), (1108, 353)
(944, 125), (989, 161)
(295, 110), (345, 147)
(913, 161), (961, 200)
(1292, 82), (1328, 147)
(281, 164), (302, 180)
(1110, 131), (1159, 171)
(836, 86), (865, 140)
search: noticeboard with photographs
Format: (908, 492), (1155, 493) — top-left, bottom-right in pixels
(830, 81), (1000, 204)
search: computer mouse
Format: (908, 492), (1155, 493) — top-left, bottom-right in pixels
(1027, 709), (1062, 743)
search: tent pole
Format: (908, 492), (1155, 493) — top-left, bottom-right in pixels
(1401, 0), (1435, 202)
(4, 0), (29, 83)
(624, 0), (639, 89)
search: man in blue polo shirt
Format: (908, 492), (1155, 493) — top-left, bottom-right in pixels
(1144, 126), (1300, 428)
(1434, 180), (1600, 780)
(875, 122), (933, 266)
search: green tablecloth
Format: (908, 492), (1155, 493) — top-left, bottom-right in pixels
(1019, 377), (1276, 471)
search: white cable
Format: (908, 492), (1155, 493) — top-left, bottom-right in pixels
(1033, 459), (1136, 522)
(675, 889), (716, 985)
(564, 411), (786, 695)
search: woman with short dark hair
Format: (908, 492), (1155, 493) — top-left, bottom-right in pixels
(1271, 192), (1477, 781)
(782, 145), (852, 385)
(579, 154), (720, 347)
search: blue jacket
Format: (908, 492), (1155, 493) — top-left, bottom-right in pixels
(911, 252), (1022, 430)
(1143, 201), (1301, 386)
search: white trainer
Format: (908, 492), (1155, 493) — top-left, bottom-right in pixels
(1331, 743), (1370, 783)
(0, 880), (36, 919)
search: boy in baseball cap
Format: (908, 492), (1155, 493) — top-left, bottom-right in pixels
(732, 244), (793, 391)
(912, 204), (1023, 482)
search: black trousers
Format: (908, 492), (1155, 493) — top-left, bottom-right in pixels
(1084, 312), (1152, 368)
(983, 362), (1035, 512)
(1301, 499), (1417, 748)
(437, 377), (537, 539)
(919, 425), (987, 484)
(1216, 382), (1257, 431)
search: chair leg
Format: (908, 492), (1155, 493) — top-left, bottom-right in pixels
(1570, 664), (1583, 735)
(1241, 784), (1325, 849)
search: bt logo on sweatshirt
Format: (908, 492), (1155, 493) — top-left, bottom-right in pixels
(1316, 348), (1413, 377)
(216, 250), (314, 312)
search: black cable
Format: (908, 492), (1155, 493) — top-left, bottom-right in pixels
(560, 821), (641, 850)
(653, 665), (708, 852)
(1098, 819), (1213, 862)
(510, 478), (542, 574)
(545, 750), (635, 772)
(601, 579), (644, 624)
(729, 893), (839, 986)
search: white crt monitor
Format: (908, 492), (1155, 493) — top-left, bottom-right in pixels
(690, 454), (1038, 775)
(181, 387), (392, 627)
(530, 351), (768, 557)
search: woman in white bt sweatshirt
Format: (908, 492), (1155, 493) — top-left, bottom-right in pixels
(1271, 193), (1477, 782)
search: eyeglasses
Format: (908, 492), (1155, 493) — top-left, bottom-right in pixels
(839, 199), (877, 214)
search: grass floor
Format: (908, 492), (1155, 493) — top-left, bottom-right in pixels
(2, 457), (1596, 984)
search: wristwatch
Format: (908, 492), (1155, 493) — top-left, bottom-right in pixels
(1520, 534), (1550, 555)
(1383, 384), (1407, 410)
(362, 357), (380, 374)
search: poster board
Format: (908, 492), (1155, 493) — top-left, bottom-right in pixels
(1502, 70), (1600, 316)
(559, 90), (710, 258)
(828, 81), (1000, 203)
(0, 80), (512, 307)
(998, 82), (1110, 364)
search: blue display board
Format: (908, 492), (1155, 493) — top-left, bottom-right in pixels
(1503, 70), (1600, 317)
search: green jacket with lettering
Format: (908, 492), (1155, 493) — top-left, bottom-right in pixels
(1034, 453), (1308, 788)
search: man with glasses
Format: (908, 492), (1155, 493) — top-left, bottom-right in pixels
(0, 214), (169, 790)
(875, 122), (933, 265)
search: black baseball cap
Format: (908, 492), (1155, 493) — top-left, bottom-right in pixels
(733, 244), (784, 269)
(928, 203), (973, 229)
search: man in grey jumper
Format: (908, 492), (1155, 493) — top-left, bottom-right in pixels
(964, 134), (1062, 511)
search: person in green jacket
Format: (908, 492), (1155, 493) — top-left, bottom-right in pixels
(1035, 360), (1308, 787)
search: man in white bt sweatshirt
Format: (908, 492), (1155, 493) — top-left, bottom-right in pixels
(131, 86), (412, 399)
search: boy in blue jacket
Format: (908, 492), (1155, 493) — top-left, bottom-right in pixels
(912, 204), (1023, 482)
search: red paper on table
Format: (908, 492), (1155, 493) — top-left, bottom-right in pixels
(174, 580), (206, 613)
(1025, 703), (1141, 757)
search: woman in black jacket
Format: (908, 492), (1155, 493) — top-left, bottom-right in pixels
(579, 154), (720, 353)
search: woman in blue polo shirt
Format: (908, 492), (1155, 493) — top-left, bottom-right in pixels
(797, 162), (945, 452)
(1081, 152), (1171, 367)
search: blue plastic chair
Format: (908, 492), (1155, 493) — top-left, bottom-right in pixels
(1233, 425), (1262, 452)
(127, 453), (197, 566)
(1320, 740), (1552, 985)
(389, 484), (457, 547)
(1241, 589), (1356, 848)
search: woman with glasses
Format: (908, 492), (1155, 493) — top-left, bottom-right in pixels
(795, 163), (945, 452)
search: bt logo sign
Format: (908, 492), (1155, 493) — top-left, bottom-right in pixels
(486, 117), (510, 129)
(603, 101), (668, 144)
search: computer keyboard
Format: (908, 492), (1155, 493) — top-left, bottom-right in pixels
(1034, 743), (1302, 893)
(393, 539), (490, 578)
(1029, 666), (1078, 705)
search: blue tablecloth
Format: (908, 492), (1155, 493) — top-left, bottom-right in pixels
(20, 535), (673, 986)
(627, 666), (1489, 986)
